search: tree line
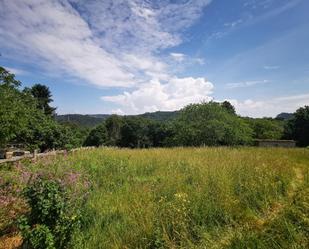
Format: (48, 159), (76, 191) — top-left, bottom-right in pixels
(1, 66), (309, 151)
(0, 67), (88, 151)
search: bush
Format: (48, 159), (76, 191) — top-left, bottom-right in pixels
(20, 223), (55, 249)
(18, 177), (80, 249)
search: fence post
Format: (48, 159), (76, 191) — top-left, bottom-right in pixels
(33, 149), (38, 160)
(5, 151), (13, 159)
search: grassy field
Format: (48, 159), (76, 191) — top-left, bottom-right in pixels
(1, 147), (309, 248)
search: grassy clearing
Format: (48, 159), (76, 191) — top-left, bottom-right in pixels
(1, 147), (308, 248)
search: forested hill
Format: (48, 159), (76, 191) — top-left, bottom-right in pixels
(276, 112), (294, 120)
(56, 111), (179, 127)
(138, 111), (180, 122)
(55, 114), (109, 127)
(57, 110), (293, 128)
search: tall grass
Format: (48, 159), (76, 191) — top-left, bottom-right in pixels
(1, 147), (308, 248)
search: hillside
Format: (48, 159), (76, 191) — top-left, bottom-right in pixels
(56, 111), (179, 127)
(137, 110), (179, 122)
(276, 112), (294, 120)
(56, 110), (292, 128)
(55, 114), (109, 127)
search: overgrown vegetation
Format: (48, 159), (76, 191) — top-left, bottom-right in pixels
(0, 158), (90, 248)
(18, 177), (81, 249)
(1, 147), (308, 248)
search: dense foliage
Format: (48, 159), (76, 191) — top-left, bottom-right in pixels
(64, 102), (309, 148)
(83, 124), (107, 147)
(0, 67), (32, 147)
(169, 102), (252, 146)
(0, 67), (87, 151)
(83, 102), (253, 147)
(56, 114), (108, 128)
(245, 118), (284, 140)
(284, 106), (309, 147)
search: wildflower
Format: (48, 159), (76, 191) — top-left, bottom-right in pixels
(174, 192), (188, 201)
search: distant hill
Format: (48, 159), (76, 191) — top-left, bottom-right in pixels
(57, 111), (295, 127)
(56, 114), (109, 127)
(56, 111), (179, 127)
(276, 112), (294, 120)
(137, 111), (179, 122)
(87, 114), (111, 119)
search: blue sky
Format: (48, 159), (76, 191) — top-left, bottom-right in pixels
(0, 0), (308, 117)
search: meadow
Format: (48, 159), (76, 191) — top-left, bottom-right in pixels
(1, 147), (308, 248)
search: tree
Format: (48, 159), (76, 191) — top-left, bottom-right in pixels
(60, 122), (89, 148)
(170, 102), (252, 146)
(83, 125), (107, 147)
(0, 67), (29, 147)
(148, 121), (172, 147)
(0, 66), (73, 151)
(0, 66), (21, 87)
(26, 84), (56, 116)
(221, 101), (236, 115)
(15, 110), (68, 152)
(105, 115), (123, 146)
(119, 117), (152, 148)
(284, 106), (309, 147)
(246, 118), (284, 140)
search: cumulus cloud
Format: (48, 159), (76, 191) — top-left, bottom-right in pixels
(229, 93), (309, 117)
(102, 77), (214, 114)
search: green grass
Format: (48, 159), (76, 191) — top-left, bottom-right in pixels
(1, 147), (309, 248)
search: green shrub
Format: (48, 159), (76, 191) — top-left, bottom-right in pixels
(23, 224), (55, 249)
(18, 177), (80, 249)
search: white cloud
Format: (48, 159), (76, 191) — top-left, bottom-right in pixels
(224, 19), (243, 28)
(4, 66), (27, 75)
(0, 0), (134, 87)
(169, 53), (205, 69)
(111, 109), (125, 115)
(229, 93), (309, 117)
(263, 65), (280, 70)
(225, 80), (269, 89)
(194, 58), (205, 65)
(0, 0), (212, 89)
(122, 54), (169, 81)
(102, 77), (214, 114)
(170, 53), (186, 62)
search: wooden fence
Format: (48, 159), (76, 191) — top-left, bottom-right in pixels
(0, 147), (96, 165)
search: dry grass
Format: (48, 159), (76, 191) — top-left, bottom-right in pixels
(0, 234), (22, 249)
